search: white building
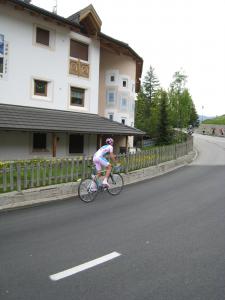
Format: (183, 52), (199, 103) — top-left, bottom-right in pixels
(0, 0), (143, 160)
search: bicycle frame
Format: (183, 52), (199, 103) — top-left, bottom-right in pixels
(78, 165), (123, 202)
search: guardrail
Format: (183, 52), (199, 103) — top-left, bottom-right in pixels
(0, 138), (193, 193)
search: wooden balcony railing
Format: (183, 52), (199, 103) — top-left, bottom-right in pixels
(69, 59), (89, 78)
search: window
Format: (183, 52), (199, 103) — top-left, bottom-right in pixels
(69, 134), (84, 154)
(32, 78), (52, 101)
(130, 101), (135, 113)
(110, 75), (115, 82)
(36, 27), (50, 46)
(70, 87), (85, 107)
(122, 79), (128, 88)
(106, 90), (116, 105)
(34, 25), (55, 50)
(33, 133), (47, 150)
(120, 97), (127, 110)
(108, 113), (114, 121)
(34, 80), (48, 96)
(70, 40), (88, 61)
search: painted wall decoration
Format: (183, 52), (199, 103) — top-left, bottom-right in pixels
(0, 34), (9, 79)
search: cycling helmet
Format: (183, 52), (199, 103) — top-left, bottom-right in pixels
(106, 138), (114, 145)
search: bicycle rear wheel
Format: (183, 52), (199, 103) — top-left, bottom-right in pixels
(107, 173), (124, 195)
(78, 178), (98, 202)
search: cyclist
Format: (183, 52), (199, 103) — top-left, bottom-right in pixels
(93, 138), (117, 188)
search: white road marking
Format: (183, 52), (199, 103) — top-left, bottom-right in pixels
(49, 251), (121, 281)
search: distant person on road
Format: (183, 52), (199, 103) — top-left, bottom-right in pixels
(93, 138), (117, 188)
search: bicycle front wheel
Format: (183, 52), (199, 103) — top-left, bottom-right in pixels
(107, 173), (124, 195)
(78, 178), (98, 202)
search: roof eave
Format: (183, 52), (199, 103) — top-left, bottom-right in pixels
(6, 0), (83, 31)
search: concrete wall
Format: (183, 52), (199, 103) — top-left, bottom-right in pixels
(0, 3), (100, 114)
(197, 124), (225, 137)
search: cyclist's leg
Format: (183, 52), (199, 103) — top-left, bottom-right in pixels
(97, 157), (111, 186)
(93, 156), (103, 183)
(104, 164), (112, 181)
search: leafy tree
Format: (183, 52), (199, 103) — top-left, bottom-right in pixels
(135, 68), (199, 146)
(170, 70), (187, 93)
(168, 70), (194, 129)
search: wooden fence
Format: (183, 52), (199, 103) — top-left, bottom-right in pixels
(0, 138), (193, 193)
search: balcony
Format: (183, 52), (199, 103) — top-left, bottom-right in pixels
(69, 59), (89, 78)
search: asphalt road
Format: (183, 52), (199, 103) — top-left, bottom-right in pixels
(0, 134), (225, 300)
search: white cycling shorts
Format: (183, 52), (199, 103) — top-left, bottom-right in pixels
(93, 156), (110, 171)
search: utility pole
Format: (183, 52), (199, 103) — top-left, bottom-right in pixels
(201, 105), (204, 123)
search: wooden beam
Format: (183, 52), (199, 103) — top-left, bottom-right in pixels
(43, 16), (52, 22)
(14, 5), (25, 11)
(30, 11), (39, 17)
(125, 136), (129, 153)
(100, 40), (137, 60)
(97, 134), (103, 149)
(70, 27), (81, 33)
(52, 133), (57, 157)
(100, 42), (121, 56)
(56, 21), (66, 27)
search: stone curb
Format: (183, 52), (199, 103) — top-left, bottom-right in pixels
(0, 151), (196, 212)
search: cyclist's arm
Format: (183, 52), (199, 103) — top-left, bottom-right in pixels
(109, 152), (117, 163)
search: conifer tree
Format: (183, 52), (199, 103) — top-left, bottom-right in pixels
(135, 66), (160, 135)
(135, 88), (147, 131)
(189, 104), (199, 127)
(157, 90), (171, 145)
(143, 66), (160, 102)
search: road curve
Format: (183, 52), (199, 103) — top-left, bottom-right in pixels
(0, 134), (224, 300)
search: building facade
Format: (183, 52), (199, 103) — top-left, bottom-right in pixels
(98, 34), (142, 149)
(0, 0), (143, 160)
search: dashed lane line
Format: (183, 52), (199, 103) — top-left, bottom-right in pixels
(49, 251), (121, 281)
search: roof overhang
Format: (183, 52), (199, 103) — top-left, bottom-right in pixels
(4, 0), (83, 33)
(78, 5), (102, 35)
(0, 104), (145, 136)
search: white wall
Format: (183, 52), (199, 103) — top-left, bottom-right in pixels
(0, 4), (100, 114)
(104, 70), (135, 131)
(99, 49), (136, 139)
(0, 131), (31, 160)
(0, 131), (98, 160)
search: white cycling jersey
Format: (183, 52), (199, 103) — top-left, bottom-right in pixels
(94, 144), (113, 158)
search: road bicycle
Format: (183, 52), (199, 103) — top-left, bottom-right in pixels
(78, 165), (124, 203)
